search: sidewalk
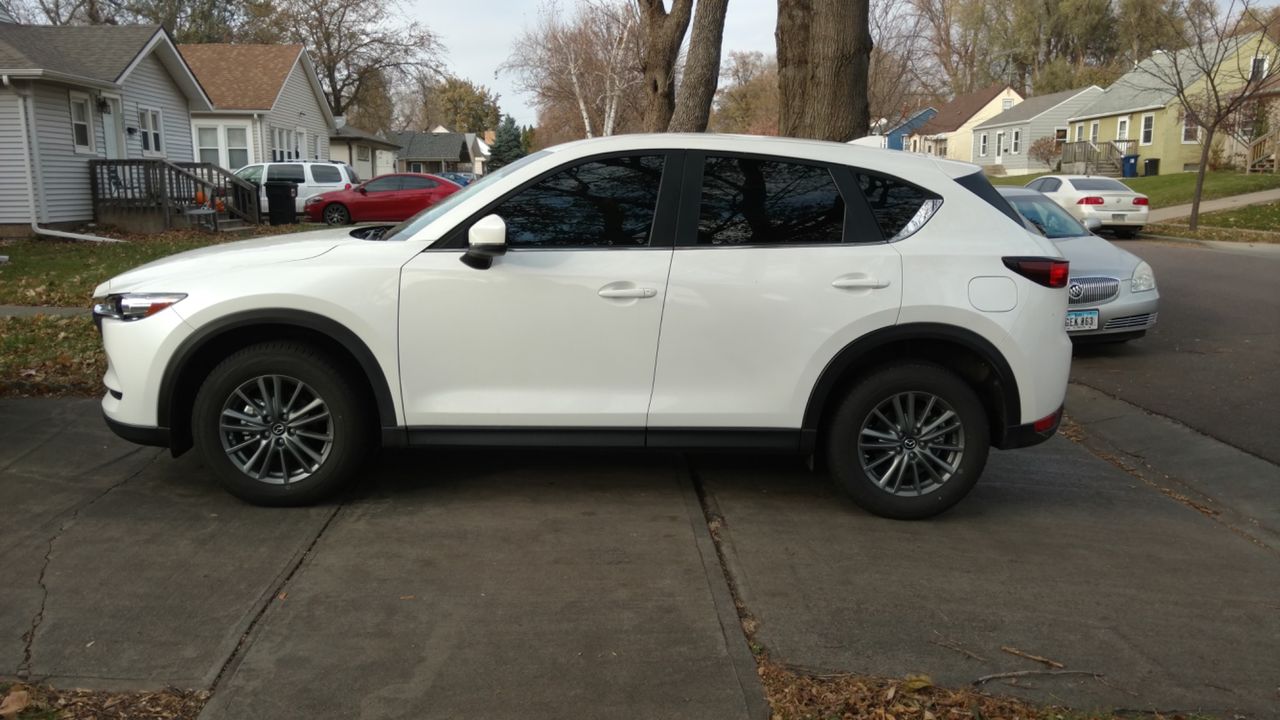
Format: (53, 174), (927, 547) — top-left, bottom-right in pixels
(1149, 187), (1280, 222)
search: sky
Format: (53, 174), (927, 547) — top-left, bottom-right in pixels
(404, 0), (779, 126)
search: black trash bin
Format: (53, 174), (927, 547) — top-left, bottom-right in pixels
(1143, 158), (1160, 177)
(264, 180), (298, 225)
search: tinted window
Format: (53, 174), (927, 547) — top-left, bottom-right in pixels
(266, 164), (305, 182)
(857, 173), (943, 240)
(1025, 179), (1042, 191)
(1040, 178), (1062, 192)
(401, 176), (438, 190)
(310, 164), (342, 183)
(364, 176), (401, 192)
(1070, 178), (1130, 192)
(698, 157), (844, 245)
(235, 165), (263, 184)
(493, 155), (664, 248)
(1007, 196), (1089, 239)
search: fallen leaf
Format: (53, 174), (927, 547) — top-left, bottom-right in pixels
(0, 687), (30, 719)
(277, 592), (287, 601)
(902, 674), (933, 691)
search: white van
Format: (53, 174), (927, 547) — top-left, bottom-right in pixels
(233, 161), (361, 213)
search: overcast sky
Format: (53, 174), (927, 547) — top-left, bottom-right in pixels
(404, 0), (779, 126)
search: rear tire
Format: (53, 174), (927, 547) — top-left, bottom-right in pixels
(192, 341), (371, 506)
(826, 363), (990, 520)
(323, 203), (351, 225)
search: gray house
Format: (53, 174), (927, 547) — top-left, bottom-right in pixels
(0, 18), (213, 234)
(391, 130), (472, 173)
(970, 86), (1103, 176)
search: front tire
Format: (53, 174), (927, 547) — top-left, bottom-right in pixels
(322, 203), (351, 225)
(192, 341), (371, 506)
(826, 363), (990, 520)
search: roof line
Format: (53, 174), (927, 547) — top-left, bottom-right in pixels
(0, 67), (118, 89)
(1067, 103), (1167, 123)
(973, 86), (1102, 130)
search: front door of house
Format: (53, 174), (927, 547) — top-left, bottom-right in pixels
(995, 132), (1004, 164)
(102, 98), (124, 159)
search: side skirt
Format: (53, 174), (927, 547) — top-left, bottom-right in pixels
(402, 427), (806, 452)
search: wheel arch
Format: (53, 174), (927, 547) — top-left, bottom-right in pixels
(159, 309), (398, 454)
(802, 323), (1021, 450)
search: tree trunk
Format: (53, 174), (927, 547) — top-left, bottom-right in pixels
(1189, 127), (1214, 231)
(638, 0), (694, 133)
(776, 0), (812, 137)
(668, 0), (730, 132)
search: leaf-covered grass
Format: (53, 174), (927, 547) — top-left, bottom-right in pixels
(988, 170), (1280, 208)
(0, 225), (319, 308)
(1193, 201), (1280, 232)
(0, 682), (207, 720)
(0, 315), (104, 397)
(1144, 201), (1280, 243)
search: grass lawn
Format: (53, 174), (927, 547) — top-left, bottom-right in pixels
(1145, 201), (1280, 243)
(987, 172), (1050, 186)
(0, 315), (104, 397)
(986, 170), (1280, 208)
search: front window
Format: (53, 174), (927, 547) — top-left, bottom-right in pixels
(1075, 125), (1084, 141)
(1090, 121), (1099, 143)
(69, 92), (93, 152)
(1251, 56), (1268, 82)
(1141, 114), (1155, 145)
(979, 134), (988, 156)
(235, 165), (263, 183)
(272, 127), (300, 161)
(363, 176), (401, 192)
(1006, 194), (1090, 239)
(227, 127), (250, 169)
(697, 156), (845, 246)
(357, 145), (371, 161)
(1002, 98), (1013, 111)
(1182, 113), (1199, 143)
(1117, 118), (1129, 140)
(401, 176), (438, 190)
(196, 126), (220, 164)
(138, 108), (162, 155)
(1012, 130), (1021, 154)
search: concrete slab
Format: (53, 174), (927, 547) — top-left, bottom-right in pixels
(696, 438), (1280, 718)
(201, 450), (763, 720)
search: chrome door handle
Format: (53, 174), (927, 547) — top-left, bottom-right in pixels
(598, 287), (657, 299)
(831, 277), (890, 290)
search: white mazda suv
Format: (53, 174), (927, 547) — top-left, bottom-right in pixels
(93, 134), (1072, 519)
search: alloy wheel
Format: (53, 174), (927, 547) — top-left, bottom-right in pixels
(857, 391), (965, 496)
(219, 374), (333, 485)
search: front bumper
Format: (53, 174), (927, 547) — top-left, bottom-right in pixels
(103, 410), (170, 447)
(97, 306), (193, 433)
(1068, 287), (1160, 339)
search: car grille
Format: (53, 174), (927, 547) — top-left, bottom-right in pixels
(1068, 276), (1120, 305)
(1105, 312), (1158, 329)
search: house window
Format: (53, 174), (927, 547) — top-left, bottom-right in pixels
(1002, 98), (1013, 111)
(1075, 124), (1084, 141)
(226, 127), (250, 169)
(196, 126), (220, 164)
(1012, 130), (1021, 154)
(910, 138), (918, 152)
(1251, 56), (1269, 82)
(1090, 121), (1099, 143)
(196, 124), (251, 168)
(1181, 112), (1200, 143)
(68, 91), (93, 153)
(272, 127), (300, 161)
(356, 145), (370, 161)
(408, 162), (424, 173)
(979, 133), (988, 157)
(1117, 118), (1129, 140)
(138, 108), (162, 155)
(1140, 113), (1155, 145)
(308, 134), (318, 159)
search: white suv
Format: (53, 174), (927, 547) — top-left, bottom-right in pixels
(93, 135), (1071, 519)
(232, 161), (360, 213)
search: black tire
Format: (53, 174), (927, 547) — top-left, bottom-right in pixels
(322, 203), (351, 225)
(825, 363), (990, 520)
(192, 341), (371, 506)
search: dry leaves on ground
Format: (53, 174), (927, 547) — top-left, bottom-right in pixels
(0, 315), (104, 397)
(0, 684), (207, 720)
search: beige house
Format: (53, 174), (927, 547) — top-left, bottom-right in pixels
(908, 84), (1023, 161)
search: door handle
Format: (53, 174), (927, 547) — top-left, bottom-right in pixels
(831, 277), (890, 290)
(598, 287), (657, 299)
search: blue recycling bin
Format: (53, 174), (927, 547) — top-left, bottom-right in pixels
(1122, 155), (1139, 178)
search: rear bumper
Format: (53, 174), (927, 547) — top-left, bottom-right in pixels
(103, 409), (170, 448)
(995, 404), (1063, 449)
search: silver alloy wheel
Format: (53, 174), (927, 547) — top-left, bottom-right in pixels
(219, 374), (333, 485)
(323, 204), (347, 225)
(857, 391), (965, 496)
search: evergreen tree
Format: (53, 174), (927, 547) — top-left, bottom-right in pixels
(490, 115), (526, 169)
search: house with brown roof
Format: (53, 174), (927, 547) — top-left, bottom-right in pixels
(179, 44), (335, 170)
(906, 84), (1023, 162)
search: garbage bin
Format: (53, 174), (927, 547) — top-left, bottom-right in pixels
(1122, 154), (1139, 178)
(1143, 158), (1160, 177)
(264, 180), (297, 225)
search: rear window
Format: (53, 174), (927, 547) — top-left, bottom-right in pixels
(1069, 178), (1131, 192)
(310, 164), (343, 183)
(856, 173), (942, 241)
(954, 171), (1023, 226)
(698, 156), (845, 246)
(266, 164), (305, 182)
(401, 176), (438, 190)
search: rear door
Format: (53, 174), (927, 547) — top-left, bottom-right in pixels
(305, 164), (348, 209)
(355, 175), (404, 220)
(397, 175), (442, 218)
(647, 153), (904, 436)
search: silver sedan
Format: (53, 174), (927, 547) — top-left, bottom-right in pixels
(999, 187), (1159, 342)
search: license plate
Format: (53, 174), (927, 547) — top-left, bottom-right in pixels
(1111, 213), (1126, 221)
(1066, 309), (1100, 332)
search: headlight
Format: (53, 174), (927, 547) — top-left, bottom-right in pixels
(305, 196), (324, 205)
(1131, 261), (1156, 292)
(92, 293), (187, 321)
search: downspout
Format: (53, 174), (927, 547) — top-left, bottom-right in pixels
(4, 75), (122, 243)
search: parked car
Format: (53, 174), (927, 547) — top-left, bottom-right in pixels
(92, 135), (1071, 520)
(305, 173), (461, 225)
(999, 187), (1158, 342)
(233, 161), (361, 214)
(1023, 175), (1149, 238)
(440, 171), (477, 186)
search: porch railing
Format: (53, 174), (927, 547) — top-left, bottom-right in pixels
(89, 159), (260, 231)
(1061, 140), (1134, 175)
(1245, 132), (1277, 173)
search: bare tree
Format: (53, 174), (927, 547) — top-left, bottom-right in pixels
(668, 0), (729, 132)
(637, 0), (694, 132)
(776, 0), (873, 141)
(867, 0), (933, 128)
(710, 50), (779, 134)
(1134, 0), (1280, 228)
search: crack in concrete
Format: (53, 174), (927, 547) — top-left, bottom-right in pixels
(16, 448), (161, 680)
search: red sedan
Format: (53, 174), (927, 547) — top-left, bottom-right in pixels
(305, 173), (461, 225)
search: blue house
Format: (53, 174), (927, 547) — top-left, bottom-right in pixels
(884, 107), (937, 151)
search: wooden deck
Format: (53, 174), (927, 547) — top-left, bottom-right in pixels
(90, 159), (261, 233)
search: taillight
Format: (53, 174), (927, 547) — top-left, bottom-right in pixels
(1003, 257), (1069, 288)
(1077, 196), (1105, 205)
(344, 183), (352, 190)
(1133, 197), (1148, 206)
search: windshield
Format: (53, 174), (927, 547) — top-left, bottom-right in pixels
(381, 151), (553, 242)
(1006, 195), (1091, 239)
(1070, 178), (1130, 192)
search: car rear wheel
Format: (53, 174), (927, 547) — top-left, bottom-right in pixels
(322, 203), (351, 225)
(193, 341), (370, 506)
(826, 363), (990, 520)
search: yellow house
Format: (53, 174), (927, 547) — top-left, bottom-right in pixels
(1067, 32), (1279, 176)
(907, 84), (1024, 162)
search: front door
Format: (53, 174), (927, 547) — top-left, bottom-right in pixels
(101, 98), (124, 159)
(398, 153), (678, 431)
(995, 132), (1004, 164)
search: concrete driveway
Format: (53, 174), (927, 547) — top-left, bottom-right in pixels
(2, 398), (1277, 718)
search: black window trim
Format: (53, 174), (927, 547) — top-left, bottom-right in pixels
(674, 150), (898, 248)
(430, 150), (685, 252)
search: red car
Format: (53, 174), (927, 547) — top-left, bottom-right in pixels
(305, 173), (461, 225)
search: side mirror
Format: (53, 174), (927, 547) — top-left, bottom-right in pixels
(1083, 217), (1102, 232)
(460, 214), (507, 270)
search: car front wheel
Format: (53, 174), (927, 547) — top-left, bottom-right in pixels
(826, 363), (990, 520)
(192, 341), (370, 506)
(322, 203), (351, 225)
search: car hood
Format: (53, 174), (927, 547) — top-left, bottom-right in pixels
(95, 227), (358, 295)
(1052, 234), (1142, 277)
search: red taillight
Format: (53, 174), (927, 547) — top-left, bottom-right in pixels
(1077, 196), (1105, 205)
(1003, 257), (1070, 288)
(1033, 407), (1062, 433)
(1132, 196), (1148, 206)
(344, 183), (352, 190)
